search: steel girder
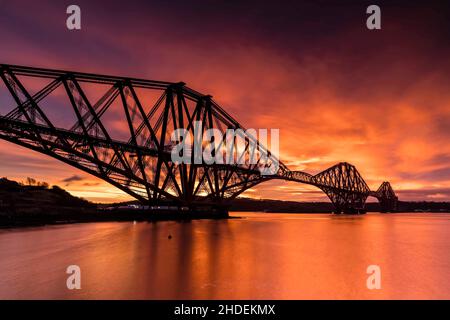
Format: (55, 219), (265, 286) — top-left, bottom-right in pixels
(371, 181), (398, 212)
(0, 64), (277, 208)
(0, 64), (398, 212)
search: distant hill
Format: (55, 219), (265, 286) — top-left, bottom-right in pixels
(229, 198), (334, 213)
(1, 177), (449, 227)
(105, 196), (450, 213)
(229, 197), (450, 213)
(0, 177), (94, 217)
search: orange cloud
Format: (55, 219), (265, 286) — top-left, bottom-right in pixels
(0, 1), (449, 202)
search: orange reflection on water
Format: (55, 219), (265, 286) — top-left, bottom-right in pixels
(0, 213), (450, 299)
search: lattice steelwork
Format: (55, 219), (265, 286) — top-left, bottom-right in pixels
(281, 163), (398, 213)
(371, 181), (398, 212)
(0, 64), (398, 213)
(313, 162), (370, 213)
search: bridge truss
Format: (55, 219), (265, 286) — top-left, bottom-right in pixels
(0, 64), (398, 213)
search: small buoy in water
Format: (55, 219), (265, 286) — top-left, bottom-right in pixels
(168, 234), (172, 239)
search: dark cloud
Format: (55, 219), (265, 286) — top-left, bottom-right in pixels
(61, 175), (84, 184)
(83, 182), (100, 187)
(397, 188), (450, 201)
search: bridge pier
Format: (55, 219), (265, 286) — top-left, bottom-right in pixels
(320, 188), (368, 214)
(378, 198), (398, 213)
(164, 201), (230, 218)
(187, 204), (230, 218)
(334, 207), (367, 214)
(374, 182), (399, 213)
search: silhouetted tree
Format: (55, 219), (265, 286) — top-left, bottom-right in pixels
(26, 177), (37, 186)
(37, 181), (49, 188)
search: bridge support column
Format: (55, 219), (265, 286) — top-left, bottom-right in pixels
(321, 188), (368, 214)
(378, 197), (398, 212)
(375, 182), (398, 213)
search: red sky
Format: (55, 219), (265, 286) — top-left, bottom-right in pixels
(0, 0), (449, 202)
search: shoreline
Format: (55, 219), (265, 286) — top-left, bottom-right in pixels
(0, 209), (234, 229)
(2, 210), (448, 229)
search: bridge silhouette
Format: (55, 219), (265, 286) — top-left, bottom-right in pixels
(0, 64), (398, 214)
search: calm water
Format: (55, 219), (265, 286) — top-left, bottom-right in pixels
(0, 212), (449, 299)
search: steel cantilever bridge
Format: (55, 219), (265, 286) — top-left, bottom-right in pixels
(0, 64), (398, 214)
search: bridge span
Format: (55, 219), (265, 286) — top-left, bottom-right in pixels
(0, 64), (398, 214)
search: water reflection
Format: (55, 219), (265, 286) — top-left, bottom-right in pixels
(0, 213), (449, 299)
